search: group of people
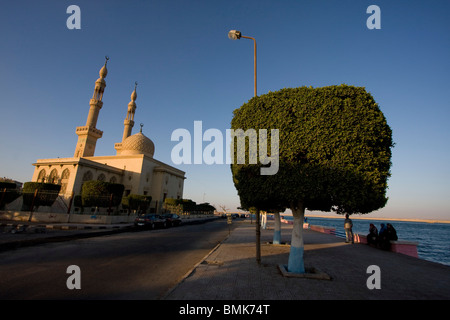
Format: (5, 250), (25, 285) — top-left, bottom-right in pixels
(344, 214), (398, 250)
(367, 222), (398, 249)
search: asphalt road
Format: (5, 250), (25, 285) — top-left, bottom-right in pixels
(0, 219), (236, 299)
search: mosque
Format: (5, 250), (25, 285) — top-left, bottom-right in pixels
(30, 58), (185, 213)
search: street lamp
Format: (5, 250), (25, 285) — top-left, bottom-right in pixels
(228, 30), (260, 264)
(228, 30), (257, 97)
(227, 30), (241, 40)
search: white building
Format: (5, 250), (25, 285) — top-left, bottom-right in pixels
(31, 59), (185, 213)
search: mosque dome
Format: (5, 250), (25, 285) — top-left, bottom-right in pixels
(120, 131), (155, 157)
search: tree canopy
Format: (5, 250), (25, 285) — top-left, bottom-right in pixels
(231, 85), (393, 273)
(81, 181), (124, 207)
(164, 198), (216, 213)
(122, 194), (152, 212)
(0, 180), (21, 209)
(22, 182), (61, 209)
(231, 85), (393, 215)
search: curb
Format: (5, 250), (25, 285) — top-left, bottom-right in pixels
(0, 226), (134, 253)
(278, 264), (332, 280)
(160, 231), (230, 300)
(45, 224), (121, 230)
(0, 217), (220, 253)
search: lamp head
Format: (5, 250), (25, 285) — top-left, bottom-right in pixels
(228, 30), (242, 40)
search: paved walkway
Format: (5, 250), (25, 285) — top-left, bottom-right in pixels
(164, 221), (450, 300)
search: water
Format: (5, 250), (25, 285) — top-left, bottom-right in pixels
(280, 215), (450, 267)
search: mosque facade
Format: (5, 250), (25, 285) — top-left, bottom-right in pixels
(31, 59), (185, 213)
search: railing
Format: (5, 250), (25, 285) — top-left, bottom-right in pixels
(353, 233), (418, 258)
(309, 225), (336, 235)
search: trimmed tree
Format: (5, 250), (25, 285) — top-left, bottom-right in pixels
(164, 198), (183, 215)
(231, 85), (393, 273)
(195, 202), (216, 213)
(164, 198), (216, 214)
(81, 181), (124, 209)
(0, 181), (21, 210)
(22, 182), (61, 210)
(122, 194), (152, 213)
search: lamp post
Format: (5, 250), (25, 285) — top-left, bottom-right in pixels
(228, 30), (260, 264)
(228, 30), (257, 97)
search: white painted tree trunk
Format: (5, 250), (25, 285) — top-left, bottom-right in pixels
(261, 212), (267, 229)
(273, 212), (281, 244)
(287, 201), (305, 273)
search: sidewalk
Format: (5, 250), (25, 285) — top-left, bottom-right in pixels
(163, 221), (450, 300)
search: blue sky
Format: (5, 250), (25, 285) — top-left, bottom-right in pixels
(0, 1), (449, 220)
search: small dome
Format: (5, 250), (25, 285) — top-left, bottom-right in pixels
(120, 132), (155, 157)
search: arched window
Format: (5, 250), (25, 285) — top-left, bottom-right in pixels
(109, 176), (117, 183)
(62, 169), (70, 180)
(97, 173), (106, 181)
(37, 169), (46, 183)
(60, 169), (70, 194)
(49, 169), (59, 184)
(82, 170), (93, 182)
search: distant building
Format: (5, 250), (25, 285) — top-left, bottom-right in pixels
(31, 59), (185, 213)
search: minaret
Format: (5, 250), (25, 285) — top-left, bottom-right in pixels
(115, 82), (138, 154)
(74, 57), (108, 158)
(122, 82), (137, 141)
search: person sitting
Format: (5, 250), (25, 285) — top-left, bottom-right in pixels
(378, 223), (390, 250)
(367, 223), (378, 246)
(386, 223), (398, 241)
(379, 223), (387, 237)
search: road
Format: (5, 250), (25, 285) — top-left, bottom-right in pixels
(0, 218), (237, 299)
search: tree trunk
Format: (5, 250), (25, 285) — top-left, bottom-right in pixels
(287, 201), (305, 273)
(273, 212), (281, 244)
(261, 212), (267, 229)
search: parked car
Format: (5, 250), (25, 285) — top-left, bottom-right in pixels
(161, 213), (182, 227)
(134, 214), (166, 229)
